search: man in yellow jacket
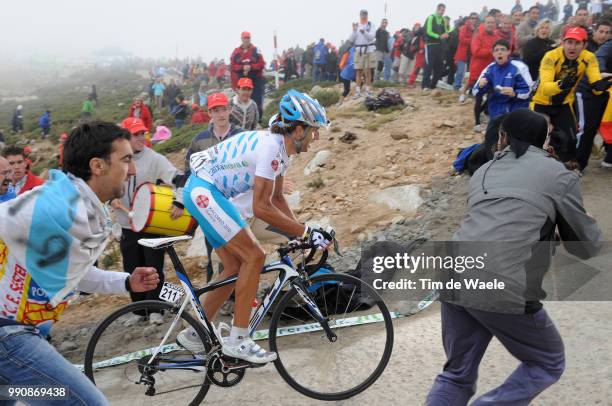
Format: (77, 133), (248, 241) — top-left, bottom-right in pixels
(531, 26), (612, 155)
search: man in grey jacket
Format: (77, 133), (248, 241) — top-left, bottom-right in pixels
(427, 109), (603, 405)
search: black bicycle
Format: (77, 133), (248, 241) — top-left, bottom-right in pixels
(84, 235), (393, 405)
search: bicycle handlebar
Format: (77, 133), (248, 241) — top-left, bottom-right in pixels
(277, 237), (341, 271)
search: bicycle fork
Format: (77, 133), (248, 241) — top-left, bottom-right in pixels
(291, 279), (337, 343)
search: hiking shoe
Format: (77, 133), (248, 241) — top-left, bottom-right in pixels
(176, 327), (206, 353)
(365, 90), (372, 98)
(601, 161), (612, 168)
(123, 313), (145, 327)
(222, 338), (277, 364)
(149, 313), (164, 325)
(473, 124), (484, 133)
(352, 91), (361, 100)
(421, 88), (431, 93)
(459, 94), (466, 104)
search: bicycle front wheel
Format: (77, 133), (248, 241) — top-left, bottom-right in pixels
(84, 300), (211, 406)
(269, 273), (394, 400)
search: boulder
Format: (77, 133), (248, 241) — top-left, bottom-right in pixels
(304, 150), (332, 175)
(368, 185), (424, 214)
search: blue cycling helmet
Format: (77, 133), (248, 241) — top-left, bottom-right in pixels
(277, 89), (330, 129)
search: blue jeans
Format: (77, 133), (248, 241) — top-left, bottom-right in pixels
(383, 54), (392, 82)
(175, 119), (185, 129)
(313, 64), (325, 82)
(454, 61), (467, 90)
(0, 325), (108, 405)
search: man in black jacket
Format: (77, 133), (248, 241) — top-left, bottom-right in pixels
(375, 18), (390, 80)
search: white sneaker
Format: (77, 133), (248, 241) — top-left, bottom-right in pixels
(123, 313), (145, 327)
(459, 94), (466, 104)
(473, 124), (485, 133)
(601, 161), (612, 168)
(149, 313), (164, 325)
(176, 327), (206, 353)
(222, 338), (277, 364)
(352, 91), (361, 100)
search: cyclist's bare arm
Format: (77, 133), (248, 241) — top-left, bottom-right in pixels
(271, 175), (299, 222)
(253, 175), (305, 237)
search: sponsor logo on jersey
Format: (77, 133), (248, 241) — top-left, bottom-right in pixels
(271, 159), (279, 171)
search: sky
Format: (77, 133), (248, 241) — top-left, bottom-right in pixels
(1, 0), (535, 64)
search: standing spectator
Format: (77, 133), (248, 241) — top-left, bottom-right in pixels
(391, 30), (405, 83)
(587, 19), (612, 52)
(58, 133), (68, 168)
(230, 32), (266, 120)
(166, 79), (181, 113)
(443, 16), (459, 87)
(532, 26), (611, 167)
(575, 24), (612, 172)
(325, 45), (339, 81)
(517, 6), (541, 48)
(512, 9), (525, 26)
(564, 0), (574, 22)
(1, 146), (44, 195)
(81, 95), (95, 120)
(90, 84), (98, 106)
(470, 16), (502, 132)
(38, 110), (51, 139)
(375, 19), (390, 81)
(216, 59), (228, 85)
(512, 0), (523, 15)
(170, 95), (189, 129)
(553, 6), (590, 40)
(497, 15), (517, 55)
(11, 105), (23, 134)
(230, 77), (259, 130)
(422, 3), (450, 91)
(313, 38), (328, 82)
(0, 156), (16, 203)
(480, 6), (489, 21)
(455, 14), (478, 98)
(112, 117), (184, 326)
(339, 47), (356, 104)
(284, 48), (298, 81)
(408, 25), (427, 87)
(472, 39), (533, 124)
(349, 9), (377, 98)
(128, 96), (153, 131)
(303, 43), (315, 79)
(152, 78), (165, 114)
(191, 104), (210, 125)
(522, 19), (556, 81)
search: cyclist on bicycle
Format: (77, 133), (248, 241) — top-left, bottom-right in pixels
(177, 90), (334, 363)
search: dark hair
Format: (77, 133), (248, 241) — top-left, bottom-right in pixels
(529, 6), (540, 13)
(595, 19), (612, 30)
(1, 145), (25, 159)
(488, 8), (501, 16)
(437, 3), (446, 9)
(501, 109), (549, 158)
(177, 94), (185, 102)
(62, 121), (131, 181)
(269, 119), (303, 136)
(493, 39), (511, 50)
(548, 128), (576, 163)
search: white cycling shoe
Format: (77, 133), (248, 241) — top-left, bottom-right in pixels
(222, 338), (277, 364)
(176, 327), (206, 353)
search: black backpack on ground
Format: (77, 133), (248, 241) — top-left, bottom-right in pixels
(364, 89), (405, 111)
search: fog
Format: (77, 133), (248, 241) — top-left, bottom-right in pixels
(1, 0), (521, 63)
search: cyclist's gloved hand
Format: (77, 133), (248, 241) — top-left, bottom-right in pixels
(304, 225), (336, 250)
(558, 76), (577, 90)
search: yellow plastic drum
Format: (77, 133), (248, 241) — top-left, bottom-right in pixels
(131, 183), (197, 236)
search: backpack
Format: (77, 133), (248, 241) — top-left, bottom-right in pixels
(364, 89), (405, 111)
(401, 33), (415, 58)
(453, 143), (481, 172)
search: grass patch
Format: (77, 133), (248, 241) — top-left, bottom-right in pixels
(376, 104), (406, 115)
(306, 176), (325, 190)
(372, 80), (397, 88)
(313, 89), (340, 107)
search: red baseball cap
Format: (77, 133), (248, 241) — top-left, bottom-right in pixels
(23, 146), (32, 155)
(121, 117), (148, 134)
(237, 77), (254, 89)
(241, 31), (251, 39)
(564, 26), (588, 42)
(191, 103), (199, 110)
(208, 93), (229, 109)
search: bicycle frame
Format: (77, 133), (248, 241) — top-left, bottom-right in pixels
(163, 245), (336, 352)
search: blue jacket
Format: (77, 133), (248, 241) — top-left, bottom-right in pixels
(38, 111), (51, 128)
(313, 41), (328, 65)
(340, 48), (356, 81)
(473, 59), (533, 119)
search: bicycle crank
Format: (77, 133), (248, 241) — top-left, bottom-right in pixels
(206, 352), (246, 387)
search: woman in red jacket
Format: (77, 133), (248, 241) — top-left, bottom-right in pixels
(469, 16), (501, 132)
(128, 96), (153, 131)
(454, 14), (478, 98)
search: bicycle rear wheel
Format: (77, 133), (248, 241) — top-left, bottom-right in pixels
(84, 300), (211, 406)
(269, 273), (394, 400)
